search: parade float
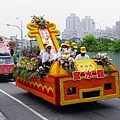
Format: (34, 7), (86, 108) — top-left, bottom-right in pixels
(13, 15), (120, 106)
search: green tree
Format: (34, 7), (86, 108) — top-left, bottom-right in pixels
(112, 39), (120, 51)
(80, 34), (101, 52)
(102, 38), (115, 51)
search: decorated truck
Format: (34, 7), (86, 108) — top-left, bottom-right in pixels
(13, 15), (120, 106)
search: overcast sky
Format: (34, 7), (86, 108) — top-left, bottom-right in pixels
(0, 0), (120, 39)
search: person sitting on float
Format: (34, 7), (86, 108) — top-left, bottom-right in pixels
(64, 40), (70, 49)
(64, 50), (75, 61)
(58, 41), (70, 52)
(57, 43), (68, 59)
(40, 41), (48, 59)
(68, 42), (77, 59)
(75, 47), (90, 60)
(42, 44), (56, 73)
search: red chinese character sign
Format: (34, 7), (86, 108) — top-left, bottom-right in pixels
(85, 70), (92, 79)
(96, 69), (104, 79)
(72, 71), (81, 81)
(72, 69), (105, 81)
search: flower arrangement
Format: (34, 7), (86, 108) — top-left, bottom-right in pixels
(31, 15), (49, 30)
(8, 39), (16, 49)
(12, 50), (46, 81)
(58, 53), (76, 74)
(0, 37), (3, 41)
(93, 52), (113, 75)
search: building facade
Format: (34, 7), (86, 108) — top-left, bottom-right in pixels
(62, 13), (120, 40)
(62, 13), (81, 39)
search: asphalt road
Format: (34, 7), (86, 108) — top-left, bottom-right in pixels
(0, 82), (120, 120)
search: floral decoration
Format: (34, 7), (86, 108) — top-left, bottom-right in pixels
(31, 15), (49, 29)
(58, 54), (76, 74)
(93, 52), (113, 75)
(0, 37), (3, 41)
(12, 50), (46, 81)
(8, 40), (16, 49)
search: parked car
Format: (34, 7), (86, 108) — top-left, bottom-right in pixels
(0, 56), (15, 82)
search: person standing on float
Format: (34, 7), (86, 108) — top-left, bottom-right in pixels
(75, 47), (90, 60)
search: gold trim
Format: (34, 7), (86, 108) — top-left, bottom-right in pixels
(60, 72), (119, 105)
(29, 81), (53, 93)
(27, 22), (60, 52)
(79, 87), (103, 102)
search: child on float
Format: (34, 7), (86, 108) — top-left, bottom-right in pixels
(63, 50), (75, 61)
(68, 42), (77, 59)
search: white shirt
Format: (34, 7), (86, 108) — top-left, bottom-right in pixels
(57, 51), (63, 59)
(42, 52), (56, 63)
(75, 54), (90, 60)
(68, 48), (77, 56)
(56, 48), (67, 59)
(40, 49), (46, 59)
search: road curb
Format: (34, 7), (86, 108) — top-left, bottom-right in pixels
(0, 112), (7, 120)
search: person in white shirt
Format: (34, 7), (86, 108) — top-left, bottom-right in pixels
(42, 44), (56, 73)
(75, 47), (90, 60)
(40, 42), (48, 59)
(42, 44), (56, 63)
(64, 41), (70, 49)
(68, 42), (77, 59)
(57, 43), (68, 59)
(58, 41), (70, 52)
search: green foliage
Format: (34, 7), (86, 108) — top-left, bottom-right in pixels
(31, 15), (49, 30)
(80, 34), (100, 52)
(104, 65), (113, 75)
(32, 46), (40, 51)
(12, 67), (35, 82)
(101, 38), (116, 51)
(112, 39), (120, 51)
(77, 35), (120, 52)
(12, 50), (46, 82)
(12, 51), (20, 60)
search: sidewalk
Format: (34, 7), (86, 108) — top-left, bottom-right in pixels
(0, 112), (7, 120)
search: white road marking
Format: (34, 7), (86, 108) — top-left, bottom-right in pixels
(9, 82), (15, 85)
(0, 89), (48, 120)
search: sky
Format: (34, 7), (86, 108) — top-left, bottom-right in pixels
(0, 0), (120, 39)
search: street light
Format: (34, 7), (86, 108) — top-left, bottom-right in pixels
(6, 24), (23, 50)
(16, 17), (23, 33)
(16, 17), (23, 49)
